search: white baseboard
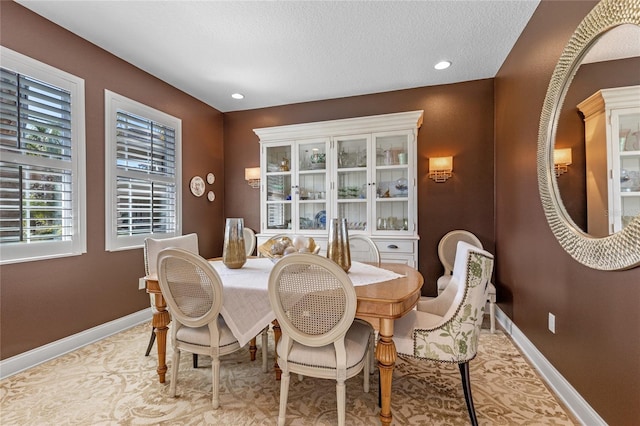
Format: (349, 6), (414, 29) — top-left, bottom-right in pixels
(495, 308), (606, 426)
(0, 309), (151, 380)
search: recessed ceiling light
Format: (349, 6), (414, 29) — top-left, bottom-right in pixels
(434, 61), (451, 70)
(231, 93), (244, 99)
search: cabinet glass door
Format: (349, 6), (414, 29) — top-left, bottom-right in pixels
(613, 108), (640, 232)
(373, 131), (412, 234)
(296, 139), (329, 232)
(335, 135), (370, 232)
(264, 144), (292, 231)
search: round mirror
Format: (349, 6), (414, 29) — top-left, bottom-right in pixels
(555, 24), (640, 237)
(537, 0), (640, 270)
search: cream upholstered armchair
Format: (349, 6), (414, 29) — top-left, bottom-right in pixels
(143, 233), (199, 357)
(394, 241), (494, 426)
(157, 248), (249, 409)
(268, 253), (372, 426)
(436, 230), (497, 333)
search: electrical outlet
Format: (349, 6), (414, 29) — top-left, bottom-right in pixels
(138, 277), (146, 290)
(548, 312), (556, 334)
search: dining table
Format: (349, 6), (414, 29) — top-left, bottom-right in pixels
(145, 257), (423, 426)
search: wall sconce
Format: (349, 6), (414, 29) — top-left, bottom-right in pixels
(244, 167), (261, 188)
(553, 148), (572, 177)
(428, 156), (453, 182)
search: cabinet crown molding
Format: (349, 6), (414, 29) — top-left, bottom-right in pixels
(254, 110), (423, 141)
(578, 85), (640, 119)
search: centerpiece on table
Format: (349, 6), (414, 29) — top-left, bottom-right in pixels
(258, 235), (320, 259)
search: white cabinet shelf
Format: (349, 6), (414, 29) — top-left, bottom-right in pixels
(254, 110), (423, 266)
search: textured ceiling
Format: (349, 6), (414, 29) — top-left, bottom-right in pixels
(17, 0), (542, 112)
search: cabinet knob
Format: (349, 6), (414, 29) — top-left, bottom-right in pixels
(387, 244), (398, 249)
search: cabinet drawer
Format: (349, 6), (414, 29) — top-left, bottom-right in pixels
(374, 240), (414, 254)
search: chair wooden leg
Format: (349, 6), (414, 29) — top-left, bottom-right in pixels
(459, 362), (478, 426)
(145, 327), (156, 356)
(261, 327), (269, 373)
(489, 297), (496, 333)
(211, 356), (220, 409)
(336, 379), (346, 426)
(169, 349), (180, 397)
(278, 371), (290, 426)
(249, 336), (258, 361)
(363, 345), (370, 393)
(193, 354), (198, 368)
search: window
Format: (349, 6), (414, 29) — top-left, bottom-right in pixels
(105, 90), (182, 251)
(0, 47), (86, 264)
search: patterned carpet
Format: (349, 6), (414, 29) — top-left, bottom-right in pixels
(0, 322), (577, 425)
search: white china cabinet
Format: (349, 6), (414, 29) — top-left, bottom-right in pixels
(578, 85), (640, 235)
(254, 110), (424, 266)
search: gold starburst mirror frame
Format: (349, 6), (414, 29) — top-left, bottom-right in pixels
(537, 0), (640, 270)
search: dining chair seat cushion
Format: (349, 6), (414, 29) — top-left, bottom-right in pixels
(277, 320), (370, 371)
(176, 316), (239, 349)
(393, 310), (445, 356)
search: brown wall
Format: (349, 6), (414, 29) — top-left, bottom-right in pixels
(223, 81), (496, 295)
(3, 1), (640, 424)
(0, 2), (226, 359)
(495, 1), (640, 424)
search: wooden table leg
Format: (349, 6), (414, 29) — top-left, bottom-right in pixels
(152, 292), (170, 383)
(377, 318), (396, 426)
(249, 336), (257, 361)
(272, 319), (282, 380)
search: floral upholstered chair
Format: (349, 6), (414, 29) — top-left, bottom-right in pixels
(394, 241), (494, 426)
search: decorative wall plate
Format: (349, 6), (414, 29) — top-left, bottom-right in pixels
(207, 191), (215, 202)
(190, 176), (205, 197)
(207, 173), (215, 184)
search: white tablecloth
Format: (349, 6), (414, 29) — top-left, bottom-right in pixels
(209, 257), (404, 347)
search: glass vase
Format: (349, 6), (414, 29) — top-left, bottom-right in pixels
(222, 218), (246, 269)
(327, 217), (351, 272)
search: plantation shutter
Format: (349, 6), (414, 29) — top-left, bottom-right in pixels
(114, 110), (176, 236)
(0, 67), (74, 244)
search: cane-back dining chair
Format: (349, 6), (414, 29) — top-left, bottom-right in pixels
(436, 230), (497, 333)
(347, 234), (380, 370)
(243, 227), (257, 256)
(394, 241), (494, 426)
(144, 233), (199, 357)
(145, 233), (268, 369)
(348, 234), (381, 266)
(157, 248), (245, 409)
(268, 253), (372, 426)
